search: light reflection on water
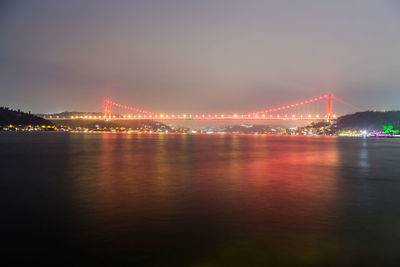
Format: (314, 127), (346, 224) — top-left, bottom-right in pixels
(2, 133), (400, 266)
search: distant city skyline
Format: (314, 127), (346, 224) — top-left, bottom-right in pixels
(1, 0), (400, 113)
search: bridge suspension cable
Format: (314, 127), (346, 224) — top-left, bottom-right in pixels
(332, 95), (363, 112)
(249, 94), (330, 115)
(104, 93), (335, 121)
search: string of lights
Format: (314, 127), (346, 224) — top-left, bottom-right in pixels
(249, 94), (330, 115)
(104, 94), (334, 120)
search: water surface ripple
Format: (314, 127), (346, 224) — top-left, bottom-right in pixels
(2, 133), (400, 266)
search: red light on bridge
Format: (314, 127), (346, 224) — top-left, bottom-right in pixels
(104, 93), (335, 121)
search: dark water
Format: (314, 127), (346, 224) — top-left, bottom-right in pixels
(2, 132), (400, 266)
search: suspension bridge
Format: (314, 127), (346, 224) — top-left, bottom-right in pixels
(103, 94), (341, 121)
(44, 93), (360, 121)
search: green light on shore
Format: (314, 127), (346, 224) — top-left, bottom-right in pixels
(383, 125), (393, 134)
(383, 125), (399, 135)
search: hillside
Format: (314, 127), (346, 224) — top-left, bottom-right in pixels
(0, 107), (53, 126)
(53, 119), (172, 131)
(224, 124), (274, 134)
(337, 111), (400, 130)
(36, 111), (104, 119)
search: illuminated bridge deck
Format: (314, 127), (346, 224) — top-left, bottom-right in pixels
(44, 115), (334, 121)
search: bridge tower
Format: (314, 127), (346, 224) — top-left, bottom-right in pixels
(328, 94), (332, 120)
(104, 100), (112, 120)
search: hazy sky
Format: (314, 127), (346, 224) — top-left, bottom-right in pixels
(1, 0), (400, 113)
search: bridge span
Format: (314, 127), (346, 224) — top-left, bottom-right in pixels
(104, 94), (334, 121)
(42, 94), (348, 121)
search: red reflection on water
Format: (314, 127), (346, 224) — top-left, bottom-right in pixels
(68, 134), (343, 264)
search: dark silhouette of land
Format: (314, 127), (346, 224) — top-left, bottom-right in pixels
(36, 111), (104, 118)
(224, 124), (273, 134)
(55, 119), (172, 132)
(337, 111), (400, 130)
(0, 107), (53, 126)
